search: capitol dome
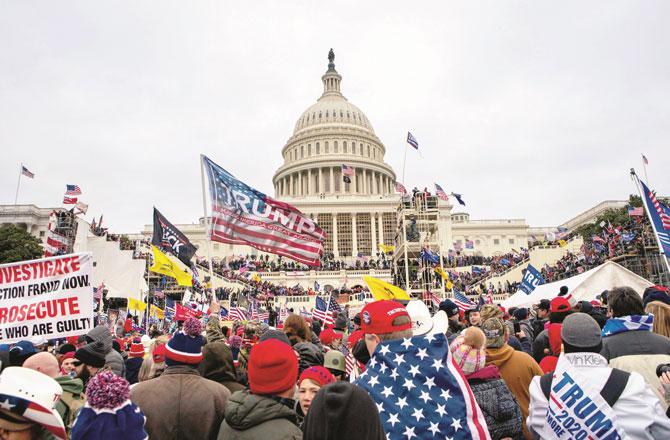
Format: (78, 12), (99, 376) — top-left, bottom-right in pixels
(273, 50), (396, 199)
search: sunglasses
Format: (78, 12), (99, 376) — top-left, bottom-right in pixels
(72, 360), (83, 367)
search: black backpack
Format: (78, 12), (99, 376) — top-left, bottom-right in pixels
(540, 368), (630, 407)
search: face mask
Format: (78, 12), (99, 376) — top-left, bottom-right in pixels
(352, 339), (370, 365)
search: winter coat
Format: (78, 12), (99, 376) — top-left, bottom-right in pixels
(218, 390), (302, 440)
(486, 344), (543, 439)
(293, 342), (324, 374)
(125, 357), (143, 385)
(466, 365), (523, 440)
(86, 325), (126, 377)
(54, 376), (84, 431)
(131, 364), (231, 440)
(529, 317), (547, 342)
(601, 329), (670, 409)
(199, 340), (245, 395)
(531, 329), (549, 363)
(527, 352), (670, 439)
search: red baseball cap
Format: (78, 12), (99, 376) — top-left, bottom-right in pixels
(361, 300), (411, 335)
(319, 329), (343, 346)
(550, 297), (571, 313)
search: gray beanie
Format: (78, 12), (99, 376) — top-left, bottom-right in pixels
(258, 329), (291, 346)
(561, 313), (601, 348)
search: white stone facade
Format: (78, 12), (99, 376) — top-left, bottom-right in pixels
(0, 204), (58, 246)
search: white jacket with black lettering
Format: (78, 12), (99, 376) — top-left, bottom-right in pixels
(527, 352), (670, 440)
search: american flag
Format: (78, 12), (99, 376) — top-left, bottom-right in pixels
(65, 184), (82, 195)
(21, 165), (34, 178)
(312, 296), (337, 325)
(43, 230), (70, 257)
(422, 291), (441, 308)
(628, 206), (644, 216)
(453, 290), (476, 312)
(345, 353), (360, 380)
(355, 334), (489, 439)
(407, 131), (419, 149)
(279, 303), (289, 323)
(465, 240), (474, 249)
(434, 183), (449, 202)
(341, 164), (355, 177)
(203, 155), (325, 266)
(639, 179), (670, 256)
(486, 290), (493, 304)
(62, 196), (77, 204)
(229, 307), (248, 321)
(395, 182), (408, 195)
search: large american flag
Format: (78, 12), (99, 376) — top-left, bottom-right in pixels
(203, 155), (325, 266)
(423, 291), (442, 308)
(639, 179), (670, 257)
(394, 182), (408, 195)
(312, 296), (339, 325)
(43, 230), (70, 257)
(453, 290), (476, 312)
(355, 334), (490, 439)
(341, 164), (355, 177)
(435, 183), (449, 202)
(65, 184), (82, 195)
(229, 307), (248, 322)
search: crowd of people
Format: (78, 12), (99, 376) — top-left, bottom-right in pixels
(3, 281), (670, 439)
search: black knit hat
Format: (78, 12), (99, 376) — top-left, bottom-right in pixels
(302, 382), (385, 440)
(75, 341), (106, 368)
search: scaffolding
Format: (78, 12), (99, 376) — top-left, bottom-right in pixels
(392, 194), (450, 301)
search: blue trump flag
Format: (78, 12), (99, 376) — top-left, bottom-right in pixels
(519, 264), (545, 295)
(420, 248), (440, 264)
(355, 334), (490, 439)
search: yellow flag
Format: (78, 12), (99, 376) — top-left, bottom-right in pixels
(251, 272), (261, 283)
(446, 280), (453, 291)
(128, 297), (147, 311)
(150, 245), (193, 287)
(150, 304), (165, 320)
(558, 240), (567, 248)
(378, 244), (395, 253)
(434, 267), (448, 280)
(363, 276), (410, 301)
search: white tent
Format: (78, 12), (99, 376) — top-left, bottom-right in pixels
(501, 260), (653, 309)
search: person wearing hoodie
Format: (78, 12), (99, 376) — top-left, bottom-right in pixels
(200, 338), (245, 395)
(451, 327), (523, 440)
(23, 352), (86, 434)
(85, 325), (125, 377)
(302, 381), (385, 440)
(483, 317), (542, 439)
(218, 339), (302, 440)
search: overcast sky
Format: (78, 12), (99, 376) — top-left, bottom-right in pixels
(2, 1), (669, 233)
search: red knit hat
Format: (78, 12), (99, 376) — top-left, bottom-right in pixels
(360, 300), (411, 335)
(152, 343), (166, 363)
(550, 297), (571, 313)
(319, 329), (343, 346)
(62, 351), (75, 360)
(298, 366), (335, 388)
(128, 339), (144, 358)
(248, 339), (298, 395)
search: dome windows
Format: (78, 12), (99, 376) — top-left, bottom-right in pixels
(316, 142), (320, 154)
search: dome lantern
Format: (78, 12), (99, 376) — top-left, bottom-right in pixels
(321, 48), (342, 98)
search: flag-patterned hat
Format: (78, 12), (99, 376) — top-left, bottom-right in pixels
(0, 367), (66, 440)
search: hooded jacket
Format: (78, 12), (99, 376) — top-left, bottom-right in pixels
(86, 325), (125, 377)
(486, 343), (542, 439)
(199, 341), (245, 394)
(466, 365), (523, 440)
(218, 390), (302, 440)
(54, 375), (84, 430)
(302, 381), (385, 440)
(293, 342), (324, 375)
(527, 352), (670, 439)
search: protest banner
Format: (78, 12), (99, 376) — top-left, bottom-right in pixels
(519, 264), (545, 295)
(0, 253), (94, 344)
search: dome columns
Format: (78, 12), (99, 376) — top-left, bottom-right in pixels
(274, 166), (394, 197)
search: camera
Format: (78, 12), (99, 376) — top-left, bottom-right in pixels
(655, 363), (670, 377)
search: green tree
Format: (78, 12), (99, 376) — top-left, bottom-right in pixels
(0, 224), (43, 264)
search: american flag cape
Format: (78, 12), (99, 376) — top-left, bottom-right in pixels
(434, 183), (449, 202)
(639, 179), (670, 258)
(202, 155), (325, 266)
(453, 290), (476, 312)
(355, 334), (490, 439)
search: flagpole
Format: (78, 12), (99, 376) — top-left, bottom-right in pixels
(14, 164), (22, 205)
(401, 143), (408, 186)
(642, 155), (650, 187)
(630, 169), (670, 276)
(199, 154), (216, 300)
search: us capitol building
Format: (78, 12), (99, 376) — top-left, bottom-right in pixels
(153, 50), (531, 263)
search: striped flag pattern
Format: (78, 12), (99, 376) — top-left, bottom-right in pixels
(422, 291), (442, 308)
(435, 183), (449, 202)
(65, 184), (82, 195)
(21, 165), (35, 178)
(394, 181), (408, 195)
(312, 296), (335, 325)
(203, 155), (325, 267)
(406, 131), (419, 149)
(44, 230), (70, 257)
(229, 307), (248, 321)
(453, 290), (476, 312)
(62, 196), (77, 204)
